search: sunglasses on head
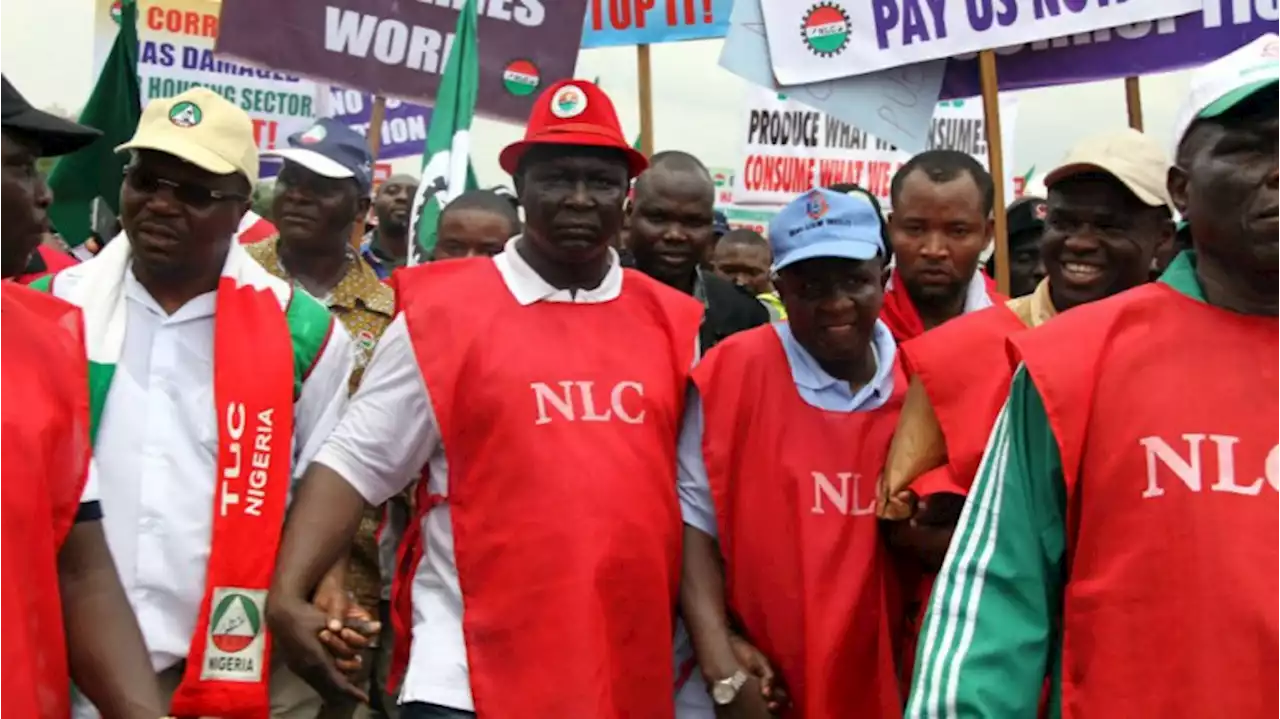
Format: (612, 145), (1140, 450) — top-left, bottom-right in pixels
(124, 165), (249, 209)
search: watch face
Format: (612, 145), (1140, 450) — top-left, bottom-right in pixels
(712, 682), (737, 705)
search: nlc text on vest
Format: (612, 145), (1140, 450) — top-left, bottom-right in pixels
(1140, 435), (1279, 498)
(811, 471), (876, 516)
(532, 381), (646, 425)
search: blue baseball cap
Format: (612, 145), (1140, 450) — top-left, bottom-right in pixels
(769, 188), (885, 272)
(263, 118), (373, 195)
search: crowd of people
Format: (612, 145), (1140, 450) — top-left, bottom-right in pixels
(1, 31), (1276, 719)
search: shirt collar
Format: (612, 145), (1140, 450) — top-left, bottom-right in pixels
(256, 238), (395, 316)
(774, 319), (897, 407)
(962, 271), (996, 313)
(493, 236), (624, 306)
(1158, 250), (1208, 302)
(1006, 278), (1057, 328)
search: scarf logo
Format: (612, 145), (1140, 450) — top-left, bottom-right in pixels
(201, 588), (267, 682)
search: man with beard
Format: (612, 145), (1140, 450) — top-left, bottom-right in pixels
(907, 36), (1277, 718)
(363, 174), (419, 280)
(879, 129), (1174, 610)
(265, 80), (703, 719)
(880, 150), (1002, 342)
(2, 74), (165, 719)
(32, 88), (355, 719)
(629, 151), (768, 350)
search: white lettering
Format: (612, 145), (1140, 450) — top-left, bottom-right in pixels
(578, 381), (613, 422)
(323, 8), (377, 58)
(1207, 434), (1262, 496)
(372, 19), (409, 64)
(610, 381), (645, 424)
(1266, 444), (1279, 491)
(1140, 434), (1205, 498)
(512, 0), (545, 26)
(405, 25), (444, 72)
(811, 471), (848, 514)
(532, 381), (576, 425)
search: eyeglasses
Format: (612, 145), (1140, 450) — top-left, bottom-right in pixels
(124, 166), (249, 209)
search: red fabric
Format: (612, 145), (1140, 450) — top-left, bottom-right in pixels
(14, 245), (79, 285)
(900, 304), (1028, 496)
(169, 279), (295, 719)
(1, 284), (92, 719)
(879, 269), (1003, 342)
(695, 326), (906, 719)
(389, 259), (701, 718)
(1011, 283), (1278, 719)
(236, 213), (278, 245)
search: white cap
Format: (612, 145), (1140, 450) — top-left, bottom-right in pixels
(1045, 128), (1173, 209)
(1171, 33), (1279, 155)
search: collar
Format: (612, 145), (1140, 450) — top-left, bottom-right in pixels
(774, 319), (897, 408)
(692, 266), (709, 308)
(363, 228), (408, 270)
(962, 271), (997, 313)
(1158, 250), (1208, 302)
(253, 238), (394, 316)
(1005, 278), (1057, 328)
(493, 236), (623, 306)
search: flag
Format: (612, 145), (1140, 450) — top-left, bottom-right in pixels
(409, 0), (479, 264)
(47, 0), (141, 246)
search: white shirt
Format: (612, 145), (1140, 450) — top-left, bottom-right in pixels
(316, 237), (627, 711)
(56, 267), (352, 676)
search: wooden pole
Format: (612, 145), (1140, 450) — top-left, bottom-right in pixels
(636, 44), (655, 157)
(351, 95), (387, 249)
(1124, 76), (1144, 131)
(978, 50), (1010, 297)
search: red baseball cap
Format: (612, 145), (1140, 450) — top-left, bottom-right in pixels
(499, 79), (648, 179)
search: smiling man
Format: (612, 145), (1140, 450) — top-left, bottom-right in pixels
(630, 151), (769, 350)
(32, 88), (354, 719)
(265, 80), (703, 719)
(907, 36), (1277, 718)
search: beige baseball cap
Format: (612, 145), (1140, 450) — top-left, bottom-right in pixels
(116, 87), (258, 185)
(1043, 128), (1172, 209)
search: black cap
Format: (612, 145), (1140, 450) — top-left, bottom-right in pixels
(2, 75), (101, 157)
(1006, 196), (1047, 247)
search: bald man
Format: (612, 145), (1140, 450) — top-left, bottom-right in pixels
(629, 151), (769, 350)
(364, 174), (420, 279)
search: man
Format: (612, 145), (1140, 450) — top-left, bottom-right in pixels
(432, 189), (521, 261)
(907, 36), (1277, 718)
(629, 150), (769, 350)
(2, 74), (165, 719)
(33, 87), (355, 719)
(709, 228), (785, 321)
(266, 80), (703, 719)
(680, 189), (906, 719)
(881, 150), (1002, 342)
(985, 196), (1047, 298)
(363, 174), (419, 279)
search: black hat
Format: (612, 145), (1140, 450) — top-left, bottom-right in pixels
(1006, 196), (1047, 247)
(1, 75), (101, 157)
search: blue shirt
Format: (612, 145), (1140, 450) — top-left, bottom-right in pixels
(677, 321), (898, 537)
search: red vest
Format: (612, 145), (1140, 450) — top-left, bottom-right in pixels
(900, 304), (1027, 496)
(394, 259), (702, 719)
(694, 326), (906, 719)
(1, 284), (93, 719)
(1011, 283), (1278, 718)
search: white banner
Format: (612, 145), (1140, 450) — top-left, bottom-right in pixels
(761, 0), (1202, 85)
(734, 87), (1018, 208)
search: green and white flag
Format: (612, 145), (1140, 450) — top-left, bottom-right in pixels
(409, 0), (480, 265)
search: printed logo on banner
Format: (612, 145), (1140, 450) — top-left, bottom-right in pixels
(169, 101), (203, 128)
(550, 85), (588, 119)
(299, 125), (327, 144)
(800, 3), (850, 57)
(805, 191), (829, 220)
(503, 59), (542, 97)
(201, 587), (267, 682)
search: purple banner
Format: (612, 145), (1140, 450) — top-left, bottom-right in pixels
(942, 0), (1277, 98)
(215, 0), (587, 124)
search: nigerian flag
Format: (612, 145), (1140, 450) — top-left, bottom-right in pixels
(48, 0), (141, 245)
(409, 0), (479, 264)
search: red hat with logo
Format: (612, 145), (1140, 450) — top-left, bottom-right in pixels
(499, 79), (648, 179)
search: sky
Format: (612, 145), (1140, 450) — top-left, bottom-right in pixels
(2, 0), (1195, 192)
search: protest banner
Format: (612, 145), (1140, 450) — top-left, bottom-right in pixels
(582, 0), (732, 47)
(326, 89), (433, 162)
(214, 0), (586, 124)
(722, 206), (779, 235)
(92, 0), (323, 176)
(719, 0), (945, 154)
(759, 0), (1201, 86)
(734, 87), (1017, 208)
(940, 0), (1277, 97)
(707, 165), (736, 206)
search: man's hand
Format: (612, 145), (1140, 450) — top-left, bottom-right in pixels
(715, 675), (774, 719)
(267, 592), (369, 703)
(311, 572), (380, 676)
(876, 472), (919, 521)
(729, 634), (790, 715)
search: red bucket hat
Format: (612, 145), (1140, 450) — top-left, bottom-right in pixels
(499, 79), (648, 179)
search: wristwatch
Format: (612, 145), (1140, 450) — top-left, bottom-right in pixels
(710, 669), (749, 706)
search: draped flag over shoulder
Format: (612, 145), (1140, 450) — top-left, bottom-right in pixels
(409, 0), (480, 265)
(47, 0), (141, 246)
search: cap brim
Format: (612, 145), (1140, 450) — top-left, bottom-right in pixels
(3, 106), (101, 157)
(116, 136), (241, 178)
(499, 135), (648, 179)
(1200, 78), (1278, 120)
(773, 238), (880, 272)
(262, 147), (356, 179)
(1043, 161), (1164, 207)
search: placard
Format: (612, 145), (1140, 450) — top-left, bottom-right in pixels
(582, 0), (732, 47)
